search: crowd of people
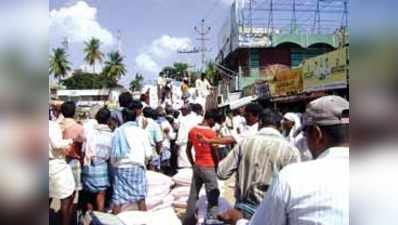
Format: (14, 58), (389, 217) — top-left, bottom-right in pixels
(49, 76), (349, 225)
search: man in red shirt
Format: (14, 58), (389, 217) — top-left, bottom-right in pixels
(183, 110), (220, 225)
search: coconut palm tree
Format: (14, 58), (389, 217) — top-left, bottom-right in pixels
(84, 38), (104, 73)
(205, 62), (218, 85)
(49, 48), (71, 82)
(129, 73), (144, 92)
(102, 51), (127, 83)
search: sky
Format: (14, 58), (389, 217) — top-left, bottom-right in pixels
(49, 0), (235, 86)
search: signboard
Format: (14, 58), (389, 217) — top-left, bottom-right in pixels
(249, 49), (260, 77)
(302, 47), (348, 92)
(260, 64), (290, 81)
(241, 79), (271, 98)
(238, 29), (271, 48)
(228, 92), (241, 103)
(269, 68), (303, 97)
(255, 81), (271, 98)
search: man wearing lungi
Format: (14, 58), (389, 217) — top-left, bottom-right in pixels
(110, 108), (153, 214)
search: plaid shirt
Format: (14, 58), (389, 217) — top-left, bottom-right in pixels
(217, 127), (301, 208)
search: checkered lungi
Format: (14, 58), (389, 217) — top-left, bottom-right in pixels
(111, 165), (147, 205)
(82, 161), (110, 193)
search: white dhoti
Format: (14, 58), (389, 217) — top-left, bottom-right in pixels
(49, 159), (75, 199)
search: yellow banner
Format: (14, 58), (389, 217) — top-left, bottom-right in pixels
(302, 47), (348, 92)
(269, 68), (303, 97)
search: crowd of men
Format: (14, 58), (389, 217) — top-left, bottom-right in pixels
(49, 77), (349, 225)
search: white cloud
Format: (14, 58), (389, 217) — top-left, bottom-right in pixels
(134, 35), (192, 77)
(150, 35), (192, 58)
(50, 1), (114, 46)
(220, 0), (235, 6)
(135, 53), (160, 74)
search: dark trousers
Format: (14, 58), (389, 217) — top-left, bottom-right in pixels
(169, 140), (178, 176)
(183, 166), (219, 225)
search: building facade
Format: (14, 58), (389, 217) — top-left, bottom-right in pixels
(215, 0), (348, 102)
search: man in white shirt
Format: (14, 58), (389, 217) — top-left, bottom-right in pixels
(282, 112), (313, 161)
(175, 104), (202, 168)
(195, 73), (212, 110)
(191, 103), (204, 121)
(232, 109), (245, 135)
(155, 107), (176, 173)
(111, 108), (153, 214)
(49, 120), (75, 225)
(219, 95), (349, 225)
(239, 103), (261, 139)
(202, 103), (262, 146)
(141, 107), (164, 170)
(195, 73), (211, 98)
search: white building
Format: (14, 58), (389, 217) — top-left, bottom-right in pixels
(57, 88), (126, 109)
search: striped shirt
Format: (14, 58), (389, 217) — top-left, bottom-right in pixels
(238, 147), (349, 225)
(217, 127), (301, 208)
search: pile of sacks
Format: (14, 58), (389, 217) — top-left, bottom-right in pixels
(90, 208), (182, 225)
(170, 168), (225, 209)
(118, 208), (182, 225)
(171, 168), (195, 208)
(88, 169), (231, 225)
(146, 171), (175, 211)
(86, 171), (180, 225)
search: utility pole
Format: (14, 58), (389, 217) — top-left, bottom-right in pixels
(116, 30), (122, 54)
(313, 0), (321, 34)
(342, 0), (348, 29)
(249, 0), (253, 34)
(62, 37), (69, 51)
(267, 0), (274, 34)
(194, 19), (211, 71)
(291, 0), (297, 33)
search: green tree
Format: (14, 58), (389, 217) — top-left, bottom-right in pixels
(49, 48), (71, 82)
(190, 71), (200, 85)
(102, 51), (127, 84)
(61, 69), (120, 89)
(159, 62), (188, 81)
(84, 38), (104, 73)
(205, 62), (220, 86)
(159, 66), (176, 79)
(173, 62), (188, 81)
(61, 70), (100, 89)
(129, 73), (144, 92)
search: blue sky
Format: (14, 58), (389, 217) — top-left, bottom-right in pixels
(49, 0), (234, 86)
